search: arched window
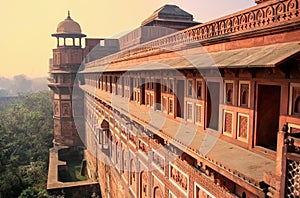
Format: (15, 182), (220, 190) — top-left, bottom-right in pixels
(239, 83), (249, 107)
(187, 79), (193, 97)
(101, 120), (109, 129)
(242, 192), (247, 198)
(121, 149), (125, 174)
(227, 89), (232, 103)
(197, 81), (202, 99)
(116, 142), (119, 162)
(129, 159), (135, 186)
(241, 90), (248, 106)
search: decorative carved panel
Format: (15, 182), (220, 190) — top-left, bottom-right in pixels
(187, 102), (193, 121)
(169, 163), (189, 195)
(223, 111), (233, 135)
(162, 97), (167, 112)
(194, 182), (215, 198)
(54, 100), (60, 116)
(61, 101), (71, 117)
(238, 114), (249, 141)
(54, 119), (61, 136)
(168, 98), (174, 114)
(195, 104), (202, 124)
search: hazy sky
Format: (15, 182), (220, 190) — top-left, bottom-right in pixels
(0, 0), (255, 78)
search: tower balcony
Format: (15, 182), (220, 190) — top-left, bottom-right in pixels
(50, 64), (81, 73)
(48, 82), (74, 88)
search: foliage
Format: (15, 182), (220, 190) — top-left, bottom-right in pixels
(19, 187), (50, 198)
(0, 91), (53, 198)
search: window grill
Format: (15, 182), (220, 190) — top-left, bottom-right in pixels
(286, 159), (300, 197)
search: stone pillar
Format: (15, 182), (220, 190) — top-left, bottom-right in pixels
(277, 130), (287, 197)
(263, 130), (287, 198)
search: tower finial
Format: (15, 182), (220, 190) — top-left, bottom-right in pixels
(67, 10), (71, 19)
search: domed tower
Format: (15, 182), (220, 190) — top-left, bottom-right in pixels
(48, 11), (86, 147)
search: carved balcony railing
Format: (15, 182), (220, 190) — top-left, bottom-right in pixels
(284, 135), (300, 197)
(85, 0), (300, 69)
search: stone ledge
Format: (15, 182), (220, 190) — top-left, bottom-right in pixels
(47, 146), (98, 190)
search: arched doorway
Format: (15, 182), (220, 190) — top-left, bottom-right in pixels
(140, 171), (148, 198)
(153, 186), (164, 198)
(99, 119), (110, 154)
(129, 159), (136, 186)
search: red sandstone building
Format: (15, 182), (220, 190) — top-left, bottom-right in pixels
(48, 1), (300, 197)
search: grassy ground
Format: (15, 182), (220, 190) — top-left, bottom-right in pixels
(59, 160), (88, 182)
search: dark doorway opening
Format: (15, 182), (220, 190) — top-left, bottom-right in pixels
(207, 82), (220, 131)
(140, 171), (145, 198)
(176, 80), (184, 118)
(130, 78), (133, 100)
(256, 85), (281, 151)
(121, 77), (124, 97)
(141, 78), (145, 105)
(109, 76), (112, 93)
(115, 76), (118, 95)
(155, 79), (161, 110)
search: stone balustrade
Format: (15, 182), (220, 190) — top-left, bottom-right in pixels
(85, 0), (300, 69)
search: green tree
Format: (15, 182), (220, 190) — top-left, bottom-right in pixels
(19, 187), (50, 198)
(0, 91), (53, 198)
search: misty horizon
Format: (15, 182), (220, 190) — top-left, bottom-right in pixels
(0, 74), (48, 80)
(0, 74), (48, 97)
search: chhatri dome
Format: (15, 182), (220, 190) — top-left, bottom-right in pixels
(52, 11), (86, 47)
(55, 11), (83, 35)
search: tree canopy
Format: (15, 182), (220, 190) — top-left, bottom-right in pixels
(0, 91), (53, 198)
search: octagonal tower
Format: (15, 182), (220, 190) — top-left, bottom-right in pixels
(48, 11), (86, 147)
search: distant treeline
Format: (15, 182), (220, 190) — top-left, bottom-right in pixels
(0, 75), (48, 97)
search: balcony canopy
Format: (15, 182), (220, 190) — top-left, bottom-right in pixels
(81, 41), (300, 73)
